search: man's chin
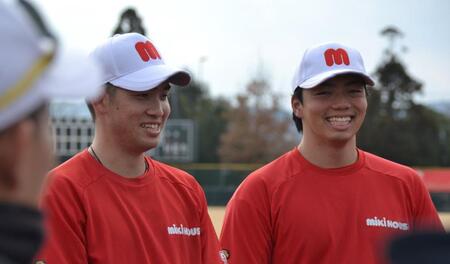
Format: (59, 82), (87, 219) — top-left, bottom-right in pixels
(327, 134), (356, 146)
(141, 141), (160, 153)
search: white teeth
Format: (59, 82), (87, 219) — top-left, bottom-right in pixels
(328, 116), (351, 122)
(141, 124), (160, 131)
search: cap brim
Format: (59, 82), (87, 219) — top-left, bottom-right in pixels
(37, 48), (104, 101)
(299, 69), (375, 89)
(110, 64), (191, 91)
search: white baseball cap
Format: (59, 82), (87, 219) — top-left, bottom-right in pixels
(90, 32), (191, 91)
(292, 42), (375, 90)
(0, 0), (103, 131)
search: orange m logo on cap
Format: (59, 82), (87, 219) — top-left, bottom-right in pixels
(135, 41), (161, 62)
(324, 48), (350, 66)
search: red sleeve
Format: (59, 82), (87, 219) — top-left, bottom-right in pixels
(34, 173), (88, 263)
(195, 184), (225, 263)
(220, 177), (272, 264)
(412, 174), (445, 232)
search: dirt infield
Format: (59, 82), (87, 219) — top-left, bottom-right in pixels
(208, 206), (226, 235)
(208, 207), (450, 234)
(439, 212), (450, 231)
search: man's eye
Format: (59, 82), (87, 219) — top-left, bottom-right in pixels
(350, 89), (364, 95)
(316, 91), (330, 96)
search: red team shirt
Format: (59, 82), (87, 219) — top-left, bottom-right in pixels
(220, 148), (444, 264)
(35, 150), (223, 264)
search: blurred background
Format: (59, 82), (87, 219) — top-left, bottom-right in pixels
(34, 0), (450, 232)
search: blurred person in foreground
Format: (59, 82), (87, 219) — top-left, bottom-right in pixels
(35, 32), (225, 264)
(220, 42), (444, 264)
(0, 0), (102, 263)
(388, 232), (450, 264)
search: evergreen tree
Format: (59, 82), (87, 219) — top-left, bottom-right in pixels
(112, 8), (146, 36)
(358, 26), (450, 166)
(170, 79), (231, 162)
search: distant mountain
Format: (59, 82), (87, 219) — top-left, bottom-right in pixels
(427, 101), (450, 118)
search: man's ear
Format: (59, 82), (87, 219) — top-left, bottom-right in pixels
(291, 96), (304, 119)
(0, 120), (34, 189)
(91, 93), (109, 116)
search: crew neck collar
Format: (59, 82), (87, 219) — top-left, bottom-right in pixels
(292, 147), (365, 176)
(82, 149), (156, 186)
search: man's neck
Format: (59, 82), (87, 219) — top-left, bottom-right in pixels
(90, 137), (148, 178)
(298, 136), (358, 169)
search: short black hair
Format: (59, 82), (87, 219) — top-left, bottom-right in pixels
(292, 87), (304, 133)
(28, 103), (48, 123)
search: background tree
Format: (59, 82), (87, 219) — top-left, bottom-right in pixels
(170, 79), (230, 162)
(218, 77), (296, 163)
(112, 8), (146, 35)
(358, 26), (450, 166)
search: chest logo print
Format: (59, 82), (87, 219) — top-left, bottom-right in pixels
(167, 224), (201, 236)
(366, 216), (409, 231)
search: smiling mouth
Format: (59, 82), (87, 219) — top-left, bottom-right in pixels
(326, 116), (353, 127)
(140, 123), (161, 133)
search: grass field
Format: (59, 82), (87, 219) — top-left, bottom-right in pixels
(208, 207), (450, 235)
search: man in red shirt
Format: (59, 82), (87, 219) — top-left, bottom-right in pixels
(35, 33), (225, 263)
(220, 42), (444, 264)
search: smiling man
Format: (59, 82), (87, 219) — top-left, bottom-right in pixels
(35, 33), (224, 264)
(219, 42), (444, 264)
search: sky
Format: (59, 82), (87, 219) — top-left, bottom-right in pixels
(35, 0), (450, 108)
